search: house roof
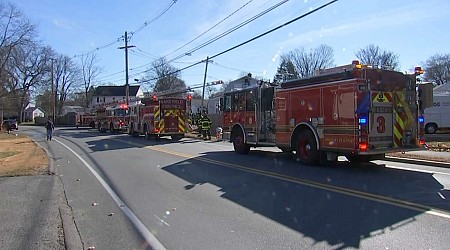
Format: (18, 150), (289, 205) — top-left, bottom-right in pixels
(24, 107), (45, 113)
(93, 85), (140, 97)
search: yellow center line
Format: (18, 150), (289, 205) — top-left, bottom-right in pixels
(112, 138), (450, 219)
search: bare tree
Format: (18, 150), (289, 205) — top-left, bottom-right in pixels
(423, 53), (450, 86)
(355, 44), (400, 70)
(53, 54), (81, 116)
(143, 57), (186, 95)
(80, 53), (101, 108)
(281, 44), (334, 78)
(8, 42), (51, 121)
(0, 3), (35, 97)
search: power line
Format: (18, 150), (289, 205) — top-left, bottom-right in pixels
(96, 0), (283, 85)
(138, 0), (339, 85)
(129, 0), (177, 37)
(209, 0), (339, 60)
(165, 0), (254, 58)
(167, 0), (289, 64)
(73, 1), (177, 58)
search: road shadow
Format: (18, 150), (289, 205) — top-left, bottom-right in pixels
(162, 150), (449, 249)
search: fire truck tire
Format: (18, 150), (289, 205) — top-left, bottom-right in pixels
(295, 129), (319, 165)
(232, 129), (250, 154)
(425, 123), (437, 134)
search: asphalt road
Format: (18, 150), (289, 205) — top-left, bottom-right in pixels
(23, 126), (450, 249)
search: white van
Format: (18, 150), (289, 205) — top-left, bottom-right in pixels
(423, 94), (450, 133)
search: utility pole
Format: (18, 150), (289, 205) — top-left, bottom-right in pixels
(118, 31), (135, 107)
(201, 56), (212, 111)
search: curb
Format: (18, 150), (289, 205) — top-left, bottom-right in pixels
(31, 135), (84, 249)
(385, 156), (450, 168)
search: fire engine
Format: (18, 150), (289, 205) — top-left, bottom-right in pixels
(127, 95), (189, 140)
(96, 102), (128, 133)
(221, 61), (431, 164)
(76, 113), (96, 128)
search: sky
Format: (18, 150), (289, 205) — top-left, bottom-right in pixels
(11, 0), (450, 93)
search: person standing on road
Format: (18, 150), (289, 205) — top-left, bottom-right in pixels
(200, 112), (212, 140)
(45, 119), (55, 141)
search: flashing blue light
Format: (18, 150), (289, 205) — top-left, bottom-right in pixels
(419, 116), (425, 123)
(359, 117), (368, 125)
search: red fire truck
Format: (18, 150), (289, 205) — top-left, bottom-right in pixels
(96, 102), (128, 133)
(76, 113), (96, 128)
(128, 95), (188, 140)
(222, 61), (430, 164)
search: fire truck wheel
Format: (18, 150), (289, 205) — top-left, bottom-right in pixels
(295, 129), (319, 165)
(232, 129), (250, 154)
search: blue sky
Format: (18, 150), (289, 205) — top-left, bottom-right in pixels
(13, 0), (450, 93)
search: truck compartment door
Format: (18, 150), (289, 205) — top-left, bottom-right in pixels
(369, 102), (394, 149)
(164, 110), (180, 133)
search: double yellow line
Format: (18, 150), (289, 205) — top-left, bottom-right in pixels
(114, 137), (450, 220)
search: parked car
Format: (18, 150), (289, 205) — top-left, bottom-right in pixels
(2, 119), (18, 131)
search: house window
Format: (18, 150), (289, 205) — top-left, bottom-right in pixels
(97, 97), (99, 103)
(103, 97), (105, 102)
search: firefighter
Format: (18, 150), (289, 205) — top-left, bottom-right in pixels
(200, 112), (212, 140)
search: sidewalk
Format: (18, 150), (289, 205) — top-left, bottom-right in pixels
(0, 175), (65, 249)
(387, 149), (450, 166)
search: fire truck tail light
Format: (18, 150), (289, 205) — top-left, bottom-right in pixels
(419, 139), (425, 145)
(418, 116), (424, 123)
(359, 142), (368, 151)
(155, 128), (160, 133)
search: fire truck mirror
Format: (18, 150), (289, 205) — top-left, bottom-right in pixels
(261, 87), (275, 111)
(418, 83), (433, 109)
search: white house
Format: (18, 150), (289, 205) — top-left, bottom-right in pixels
(23, 104), (45, 122)
(91, 85), (144, 108)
